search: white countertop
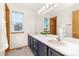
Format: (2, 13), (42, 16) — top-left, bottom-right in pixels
(29, 33), (79, 56)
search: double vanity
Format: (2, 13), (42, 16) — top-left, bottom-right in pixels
(28, 34), (79, 56)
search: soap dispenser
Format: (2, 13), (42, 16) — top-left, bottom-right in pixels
(58, 27), (64, 41)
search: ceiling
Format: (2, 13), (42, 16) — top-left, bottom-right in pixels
(21, 3), (74, 14)
(21, 3), (45, 11)
(8, 3), (74, 14)
(8, 3), (45, 12)
(45, 3), (74, 14)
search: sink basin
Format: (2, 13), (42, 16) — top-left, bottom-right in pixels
(48, 39), (66, 46)
(36, 33), (67, 46)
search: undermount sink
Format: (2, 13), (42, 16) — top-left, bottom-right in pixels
(36, 33), (67, 46)
(48, 39), (67, 46)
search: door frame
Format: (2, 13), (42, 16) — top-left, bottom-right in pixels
(5, 3), (10, 51)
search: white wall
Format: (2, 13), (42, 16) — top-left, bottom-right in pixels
(8, 4), (36, 49)
(37, 4), (79, 37)
(0, 3), (8, 56)
(35, 15), (44, 33)
(51, 4), (79, 37)
(49, 7), (72, 37)
(0, 4), (2, 48)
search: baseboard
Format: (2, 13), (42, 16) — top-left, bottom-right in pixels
(6, 45), (28, 52)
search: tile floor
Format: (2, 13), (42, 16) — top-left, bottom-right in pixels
(5, 46), (34, 56)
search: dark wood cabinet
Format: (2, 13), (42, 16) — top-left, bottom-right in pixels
(28, 35), (64, 56)
(28, 35), (38, 56)
(48, 48), (64, 56)
(37, 41), (47, 56)
(32, 37), (38, 56)
(28, 35), (31, 48)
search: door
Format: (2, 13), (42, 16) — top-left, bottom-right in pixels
(5, 4), (10, 50)
(50, 16), (57, 35)
(72, 10), (79, 38)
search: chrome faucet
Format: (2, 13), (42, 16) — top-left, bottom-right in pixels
(57, 37), (61, 41)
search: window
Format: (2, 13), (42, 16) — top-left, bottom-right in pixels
(12, 11), (24, 32)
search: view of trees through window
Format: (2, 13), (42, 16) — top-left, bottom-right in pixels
(12, 11), (24, 32)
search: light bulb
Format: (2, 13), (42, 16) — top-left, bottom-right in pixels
(42, 6), (46, 11)
(45, 4), (49, 8)
(49, 7), (53, 10)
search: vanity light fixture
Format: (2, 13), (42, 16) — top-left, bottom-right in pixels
(38, 10), (41, 14)
(38, 8), (43, 14)
(42, 7), (54, 15)
(53, 4), (58, 7)
(49, 6), (53, 10)
(42, 6), (46, 11)
(42, 9), (49, 14)
(38, 3), (58, 14)
(45, 4), (50, 8)
(38, 4), (49, 14)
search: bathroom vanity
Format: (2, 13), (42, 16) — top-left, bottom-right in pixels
(28, 34), (64, 56)
(28, 34), (79, 56)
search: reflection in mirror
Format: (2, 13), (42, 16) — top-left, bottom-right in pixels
(44, 17), (48, 31)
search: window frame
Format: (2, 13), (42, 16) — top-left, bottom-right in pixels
(11, 11), (24, 33)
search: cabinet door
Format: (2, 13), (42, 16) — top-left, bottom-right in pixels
(38, 41), (47, 56)
(29, 36), (38, 56)
(33, 38), (38, 51)
(30, 36), (33, 49)
(32, 38), (38, 56)
(48, 48), (64, 56)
